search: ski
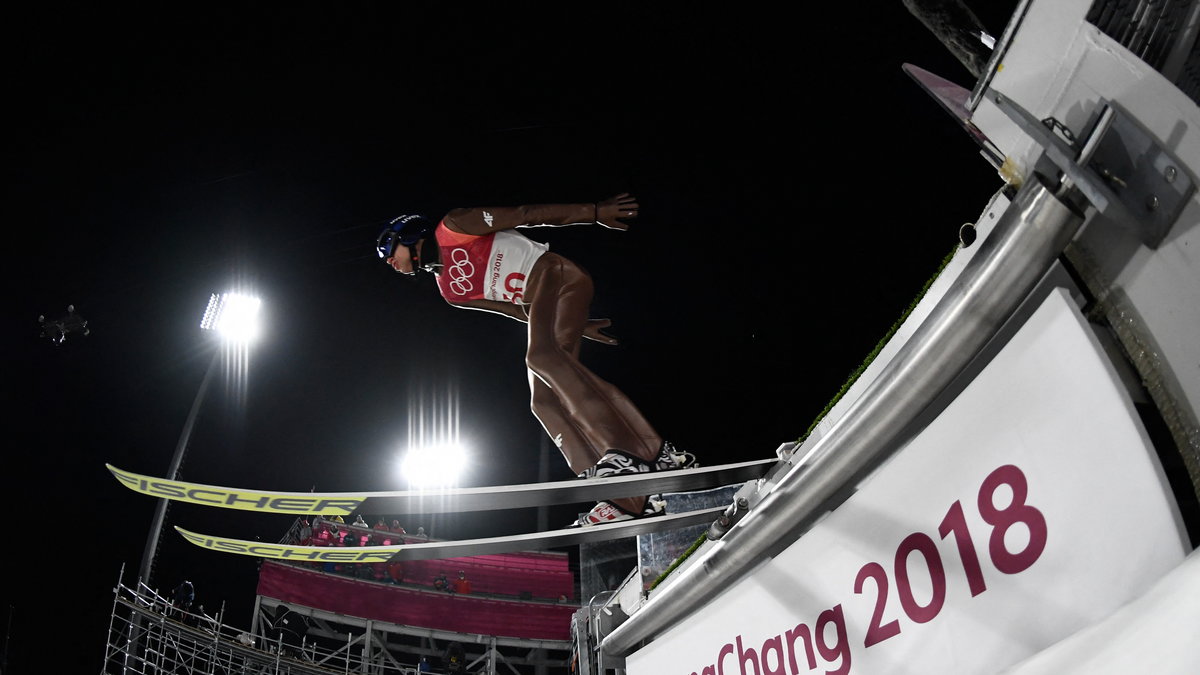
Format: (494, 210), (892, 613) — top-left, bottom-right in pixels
(107, 458), (776, 516)
(175, 506), (728, 561)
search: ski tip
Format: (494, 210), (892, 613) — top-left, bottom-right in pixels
(107, 464), (140, 490)
(174, 526), (204, 543)
(105, 463), (133, 478)
(174, 526), (208, 550)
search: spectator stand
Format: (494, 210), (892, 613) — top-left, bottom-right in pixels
(287, 516), (576, 601)
(248, 516), (582, 672)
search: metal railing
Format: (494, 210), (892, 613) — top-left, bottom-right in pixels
(599, 173), (1087, 659)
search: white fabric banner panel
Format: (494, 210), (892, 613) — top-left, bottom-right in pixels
(627, 288), (1189, 675)
(1000, 547), (1200, 674)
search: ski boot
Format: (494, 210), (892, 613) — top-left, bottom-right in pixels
(576, 449), (654, 480)
(653, 440), (698, 472)
(573, 450), (659, 527)
(573, 494), (667, 527)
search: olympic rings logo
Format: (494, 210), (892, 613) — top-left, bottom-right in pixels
(447, 248), (475, 295)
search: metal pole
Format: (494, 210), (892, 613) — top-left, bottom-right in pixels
(537, 436), (550, 532)
(138, 348), (221, 589)
(250, 595), (263, 644)
(601, 174), (1086, 658)
(363, 620), (373, 674)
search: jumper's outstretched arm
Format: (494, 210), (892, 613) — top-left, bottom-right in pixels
(442, 194), (639, 235)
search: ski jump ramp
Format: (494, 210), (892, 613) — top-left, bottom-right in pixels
(585, 2), (1200, 672)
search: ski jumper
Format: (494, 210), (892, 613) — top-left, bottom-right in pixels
(435, 205), (662, 514)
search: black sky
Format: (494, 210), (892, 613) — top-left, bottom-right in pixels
(9, 3), (1016, 671)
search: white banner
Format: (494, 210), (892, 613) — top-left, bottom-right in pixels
(628, 288), (1189, 675)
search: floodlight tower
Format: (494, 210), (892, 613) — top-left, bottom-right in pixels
(137, 292), (262, 589)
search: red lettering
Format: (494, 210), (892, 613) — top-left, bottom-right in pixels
(716, 643), (734, 675)
(759, 636), (785, 675)
(939, 500), (988, 596)
(785, 623), (816, 672)
(668, 464), (1049, 675)
(979, 465), (1047, 574)
(504, 272), (525, 302)
(736, 636), (759, 675)
(854, 562), (899, 647)
(816, 605), (850, 675)
(894, 532), (946, 623)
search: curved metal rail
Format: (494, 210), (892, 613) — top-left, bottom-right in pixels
(601, 173), (1085, 659)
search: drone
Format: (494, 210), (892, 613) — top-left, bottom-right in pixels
(39, 304), (89, 344)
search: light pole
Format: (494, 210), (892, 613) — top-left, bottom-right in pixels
(137, 291), (262, 589)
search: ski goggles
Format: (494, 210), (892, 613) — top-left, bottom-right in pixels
(376, 215), (430, 259)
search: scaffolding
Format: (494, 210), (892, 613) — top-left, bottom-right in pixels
(102, 566), (573, 675)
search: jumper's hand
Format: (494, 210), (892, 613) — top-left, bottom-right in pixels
(583, 318), (619, 345)
(596, 193), (639, 231)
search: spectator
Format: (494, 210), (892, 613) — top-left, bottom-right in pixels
(324, 526), (343, 573)
(362, 533), (389, 581)
(356, 535), (377, 579)
(352, 514), (368, 528)
(297, 518), (313, 545)
(418, 655), (433, 673)
(171, 580), (194, 620)
(313, 519), (333, 545)
(390, 519), (407, 537)
(274, 604), (310, 656)
(357, 561), (375, 581)
(341, 531), (358, 575)
(375, 524), (395, 546)
(310, 521), (333, 569)
(451, 571), (472, 595)
(444, 642), (466, 674)
(387, 560), (407, 585)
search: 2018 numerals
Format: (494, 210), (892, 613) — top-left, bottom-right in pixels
(855, 464), (1047, 648)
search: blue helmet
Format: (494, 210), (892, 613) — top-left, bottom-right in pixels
(376, 215), (435, 273)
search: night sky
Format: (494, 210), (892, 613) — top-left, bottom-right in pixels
(10, 3), (1016, 671)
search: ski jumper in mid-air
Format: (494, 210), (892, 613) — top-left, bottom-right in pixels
(377, 193), (695, 525)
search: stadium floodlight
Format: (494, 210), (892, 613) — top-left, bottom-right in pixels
(201, 292), (262, 343)
(400, 442), (468, 489)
